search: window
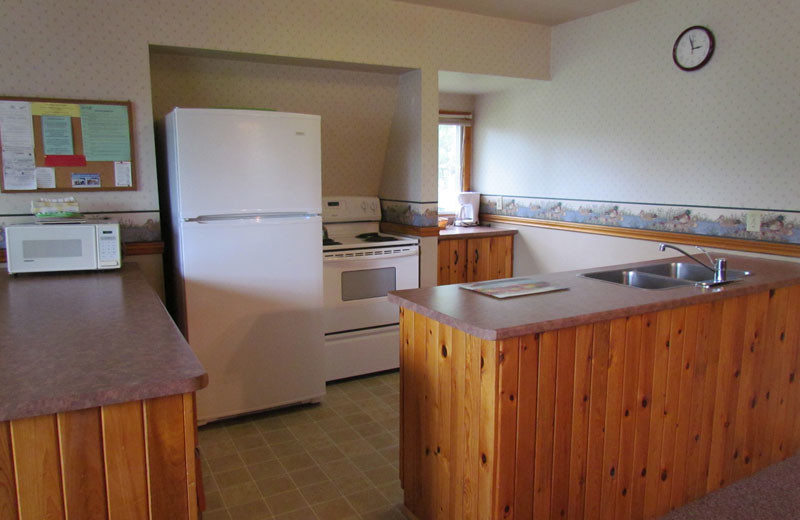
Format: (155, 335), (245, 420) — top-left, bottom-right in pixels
(437, 111), (472, 213)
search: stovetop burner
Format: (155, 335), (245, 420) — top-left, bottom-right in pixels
(356, 232), (399, 243)
(322, 222), (419, 251)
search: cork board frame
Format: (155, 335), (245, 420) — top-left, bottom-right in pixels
(0, 96), (135, 192)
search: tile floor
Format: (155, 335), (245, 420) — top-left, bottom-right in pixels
(198, 370), (405, 520)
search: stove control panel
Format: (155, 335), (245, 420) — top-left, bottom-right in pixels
(322, 196), (382, 223)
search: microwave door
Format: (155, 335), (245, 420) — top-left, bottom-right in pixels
(6, 225), (98, 273)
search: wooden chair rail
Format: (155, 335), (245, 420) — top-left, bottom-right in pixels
(482, 214), (800, 258)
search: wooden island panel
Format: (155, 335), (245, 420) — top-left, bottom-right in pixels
(0, 393), (198, 520)
(399, 285), (800, 520)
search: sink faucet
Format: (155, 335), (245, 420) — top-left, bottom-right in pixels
(658, 243), (727, 283)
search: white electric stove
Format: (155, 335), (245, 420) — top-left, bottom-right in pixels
(322, 196), (420, 381)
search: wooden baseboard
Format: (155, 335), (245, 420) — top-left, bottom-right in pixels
(482, 214), (800, 258)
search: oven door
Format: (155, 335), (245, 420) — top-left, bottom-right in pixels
(323, 247), (419, 334)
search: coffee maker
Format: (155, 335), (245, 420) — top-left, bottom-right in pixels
(455, 192), (480, 227)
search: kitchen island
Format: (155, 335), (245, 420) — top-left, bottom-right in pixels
(0, 265), (207, 520)
(388, 255), (800, 520)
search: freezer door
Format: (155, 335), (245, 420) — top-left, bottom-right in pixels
(180, 215), (324, 422)
(169, 109), (321, 218)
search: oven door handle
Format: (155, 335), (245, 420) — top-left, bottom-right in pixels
(323, 249), (419, 262)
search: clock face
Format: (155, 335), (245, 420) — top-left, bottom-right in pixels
(673, 26), (715, 71)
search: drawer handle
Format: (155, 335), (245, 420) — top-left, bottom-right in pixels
(454, 250), (459, 265)
(475, 249), (479, 263)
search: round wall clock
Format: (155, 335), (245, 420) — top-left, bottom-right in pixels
(673, 26), (715, 71)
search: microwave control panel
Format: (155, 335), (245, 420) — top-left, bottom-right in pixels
(95, 224), (121, 269)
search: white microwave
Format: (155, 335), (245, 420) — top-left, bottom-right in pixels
(5, 223), (122, 274)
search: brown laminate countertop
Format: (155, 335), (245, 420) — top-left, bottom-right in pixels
(438, 225), (517, 240)
(0, 264), (208, 422)
(388, 255), (800, 341)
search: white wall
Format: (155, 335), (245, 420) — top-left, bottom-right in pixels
(473, 0), (799, 210)
(500, 224), (799, 278)
(473, 0), (799, 268)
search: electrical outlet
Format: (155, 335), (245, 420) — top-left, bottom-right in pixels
(746, 210), (762, 233)
(496, 196), (503, 210)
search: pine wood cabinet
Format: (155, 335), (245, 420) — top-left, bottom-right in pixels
(0, 394), (200, 520)
(438, 234), (513, 285)
(0, 266), (207, 520)
(392, 255), (800, 520)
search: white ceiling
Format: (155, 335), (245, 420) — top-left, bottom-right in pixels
(394, 0), (638, 26)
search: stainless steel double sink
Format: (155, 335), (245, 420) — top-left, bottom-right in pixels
(580, 262), (752, 290)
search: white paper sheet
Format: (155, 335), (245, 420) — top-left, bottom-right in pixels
(0, 100), (34, 150)
(114, 160), (132, 187)
(34, 167), (56, 188)
(2, 148), (36, 190)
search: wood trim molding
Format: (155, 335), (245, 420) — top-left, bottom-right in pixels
(482, 214), (800, 258)
(122, 241), (165, 256)
(462, 125), (472, 192)
(0, 241), (165, 264)
(439, 110), (472, 116)
(380, 222), (439, 237)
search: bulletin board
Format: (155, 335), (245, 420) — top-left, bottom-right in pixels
(0, 96), (135, 192)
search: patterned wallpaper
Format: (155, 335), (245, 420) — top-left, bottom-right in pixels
(150, 51), (400, 197)
(380, 71), (423, 202)
(472, 0), (799, 245)
(0, 0), (550, 224)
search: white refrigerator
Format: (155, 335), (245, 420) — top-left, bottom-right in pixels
(165, 108), (325, 423)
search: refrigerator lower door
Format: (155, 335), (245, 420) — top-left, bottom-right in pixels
(180, 215), (324, 423)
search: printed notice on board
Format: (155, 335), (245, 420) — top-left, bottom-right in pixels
(72, 173), (101, 188)
(114, 161), (132, 187)
(0, 100), (36, 190)
(2, 149), (36, 190)
(42, 115), (74, 155)
(31, 102), (80, 118)
(35, 167), (56, 188)
(80, 104), (130, 161)
(0, 100), (34, 150)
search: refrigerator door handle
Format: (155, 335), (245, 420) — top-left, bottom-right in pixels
(184, 212), (320, 223)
